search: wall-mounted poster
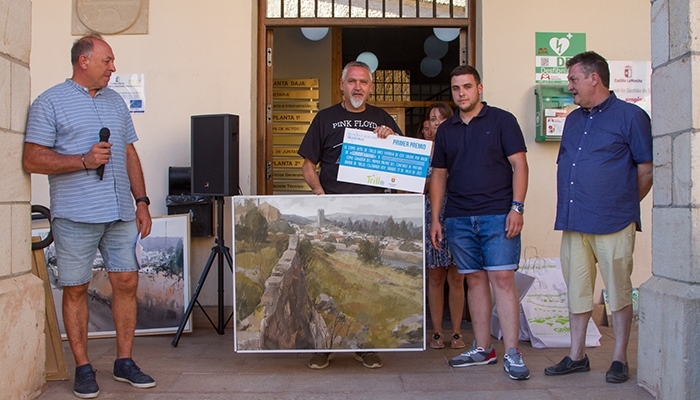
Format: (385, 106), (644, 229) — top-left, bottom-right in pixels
(233, 194), (425, 353)
(32, 214), (192, 338)
(608, 60), (651, 116)
(535, 32), (586, 83)
(108, 73), (145, 113)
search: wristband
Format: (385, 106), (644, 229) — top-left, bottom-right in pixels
(81, 154), (89, 175)
(135, 196), (150, 206)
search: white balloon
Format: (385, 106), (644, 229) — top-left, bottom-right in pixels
(420, 57), (442, 78)
(356, 52), (379, 72)
(301, 27), (329, 41)
(433, 27), (460, 42)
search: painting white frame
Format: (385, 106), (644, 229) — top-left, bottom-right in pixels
(233, 194), (425, 353)
(32, 214), (192, 339)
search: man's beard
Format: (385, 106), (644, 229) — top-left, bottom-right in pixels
(349, 94), (366, 108)
(459, 100), (477, 113)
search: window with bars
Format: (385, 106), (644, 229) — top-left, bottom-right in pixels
(265, 0), (469, 19)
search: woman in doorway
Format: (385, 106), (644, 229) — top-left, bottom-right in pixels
(417, 117), (430, 139)
(424, 102), (466, 349)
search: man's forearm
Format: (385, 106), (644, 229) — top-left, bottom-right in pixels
(23, 142), (85, 175)
(301, 159), (324, 194)
(126, 144), (147, 198)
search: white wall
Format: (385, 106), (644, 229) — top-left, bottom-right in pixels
(478, 0), (652, 291)
(30, 0), (256, 305)
(30, 0), (256, 209)
(29, 0), (652, 305)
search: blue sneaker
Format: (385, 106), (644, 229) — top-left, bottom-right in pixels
(113, 358), (156, 388)
(73, 364), (99, 399)
(449, 340), (497, 367)
(504, 348), (530, 380)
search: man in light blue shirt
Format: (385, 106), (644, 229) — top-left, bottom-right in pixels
(23, 34), (155, 399)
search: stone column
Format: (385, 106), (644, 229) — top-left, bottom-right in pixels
(0, 0), (46, 398)
(639, 1), (700, 398)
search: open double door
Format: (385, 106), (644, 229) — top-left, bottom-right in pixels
(256, 0), (477, 194)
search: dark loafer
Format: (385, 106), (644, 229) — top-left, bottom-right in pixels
(544, 355), (591, 376)
(605, 361), (630, 383)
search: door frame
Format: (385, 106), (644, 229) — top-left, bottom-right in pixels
(256, 0), (477, 194)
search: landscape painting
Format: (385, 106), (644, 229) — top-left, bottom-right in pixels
(32, 215), (191, 338)
(233, 194), (425, 353)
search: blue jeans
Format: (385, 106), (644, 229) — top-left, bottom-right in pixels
(445, 214), (520, 274)
(52, 218), (139, 286)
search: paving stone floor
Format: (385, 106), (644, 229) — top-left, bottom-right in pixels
(38, 323), (653, 399)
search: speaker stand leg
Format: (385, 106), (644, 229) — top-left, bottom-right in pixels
(171, 196), (233, 346)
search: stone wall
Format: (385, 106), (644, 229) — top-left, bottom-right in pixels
(0, 0), (47, 398)
(259, 235), (327, 349)
(639, 1), (700, 398)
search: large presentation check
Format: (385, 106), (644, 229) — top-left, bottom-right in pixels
(337, 128), (432, 193)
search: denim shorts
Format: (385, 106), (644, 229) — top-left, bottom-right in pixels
(52, 218), (139, 286)
(445, 214), (520, 274)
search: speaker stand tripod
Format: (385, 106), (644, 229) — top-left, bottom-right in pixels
(172, 196), (233, 347)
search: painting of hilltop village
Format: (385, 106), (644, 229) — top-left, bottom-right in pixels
(32, 215), (191, 338)
(233, 194), (425, 353)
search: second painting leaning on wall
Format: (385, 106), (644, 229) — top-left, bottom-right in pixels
(233, 194), (425, 353)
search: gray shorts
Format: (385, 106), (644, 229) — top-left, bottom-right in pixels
(52, 218), (139, 286)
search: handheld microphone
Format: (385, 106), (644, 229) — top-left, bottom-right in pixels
(96, 127), (110, 180)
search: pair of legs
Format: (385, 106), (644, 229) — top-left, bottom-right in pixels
(53, 218), (141, 366)
(427, 265), (464, 342)
(63, 271), (139, 366)
(560, 224), (636, 365)
(445, 215), (530, 380)
(567, 305), (633, 363)
(465, 269), (521, 350)
(445, 214), (523, 350)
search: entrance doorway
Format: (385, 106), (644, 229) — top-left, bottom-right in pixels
(256, 0), (476, 194)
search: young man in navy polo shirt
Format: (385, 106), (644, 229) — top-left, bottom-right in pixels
(429, 65), (531, 380)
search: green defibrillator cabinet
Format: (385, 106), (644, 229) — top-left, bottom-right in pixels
(534, 84), (576, 142)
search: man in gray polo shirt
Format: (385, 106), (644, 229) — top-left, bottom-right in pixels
(23, 34), (155, 399)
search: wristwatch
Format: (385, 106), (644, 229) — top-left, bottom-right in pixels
(511, 201), (524, 214)
(135, 196), (150, 206)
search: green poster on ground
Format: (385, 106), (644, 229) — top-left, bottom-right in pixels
(535, 32), (586, 83)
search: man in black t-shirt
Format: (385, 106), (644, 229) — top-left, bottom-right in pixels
(297, 61), (403, 369)
(298, 61), (402, 195)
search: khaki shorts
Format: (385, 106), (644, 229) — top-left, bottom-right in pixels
(560, 223), (636, 314)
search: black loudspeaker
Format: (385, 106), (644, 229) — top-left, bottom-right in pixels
(191, 114), (239, 196)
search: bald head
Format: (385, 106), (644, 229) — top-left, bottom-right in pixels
(70, 33), (116, 96)
(71, 33), (104, 66)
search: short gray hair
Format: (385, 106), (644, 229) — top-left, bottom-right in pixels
(341, 61), (373, 82)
